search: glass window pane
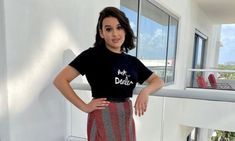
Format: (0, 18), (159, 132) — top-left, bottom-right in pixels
(196, 38), (203, 68)
(219, 24), (235, 65)
(166, 17), (178, 83)
(120, 0), (138, 56)
(193, 35), (205, 69)
(191, 34), (206, 87)
(138, 0), (169, 80)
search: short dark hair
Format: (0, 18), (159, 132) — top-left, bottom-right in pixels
(93, 7), (136, 53)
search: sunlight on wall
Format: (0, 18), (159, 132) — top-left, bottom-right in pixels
(8, 19), (80, 115)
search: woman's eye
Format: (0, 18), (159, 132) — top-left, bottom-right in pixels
(117, 25), (123, 30)
(105, 28), (112, 32)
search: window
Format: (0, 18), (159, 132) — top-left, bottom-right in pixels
(166, 17), (178, 83)
(193, 33), (207, 69)
(121, 0), (179, 84)
(191, 31), (207, 87)
(120, 0), (138, 56)
(218, 24), (235, 80)
(219, 24), (235, 66)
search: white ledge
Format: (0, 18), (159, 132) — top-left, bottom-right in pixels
(71, 83), (235, 103)
(66, 136), (86, 141)
(188, 68), (235, 73)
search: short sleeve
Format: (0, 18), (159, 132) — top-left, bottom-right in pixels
(69, 50), (90, 75)
(136, 58), (153, 84)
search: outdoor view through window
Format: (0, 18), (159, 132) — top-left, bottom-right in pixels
(219, 25), (235, 67)
(218, 24), (235, 80)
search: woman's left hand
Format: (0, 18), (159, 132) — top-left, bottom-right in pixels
(134, 89), (149, 117)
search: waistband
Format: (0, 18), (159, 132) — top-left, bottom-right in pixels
(94, 97), (130, 102)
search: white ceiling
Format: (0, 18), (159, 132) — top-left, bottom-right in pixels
(195, 0), (235, 24)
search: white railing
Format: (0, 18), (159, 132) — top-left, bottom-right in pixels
(188, 68), (235, 73)
(71, 83), (235, 102)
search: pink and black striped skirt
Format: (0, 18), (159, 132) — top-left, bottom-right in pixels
(87, 100), (136, 141)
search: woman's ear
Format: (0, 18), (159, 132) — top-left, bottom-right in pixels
(99, 29), (104, 38)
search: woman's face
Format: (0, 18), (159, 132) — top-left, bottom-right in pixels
(99, 17), (126, 53)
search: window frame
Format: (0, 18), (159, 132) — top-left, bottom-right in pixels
(121, 0), (179, 85)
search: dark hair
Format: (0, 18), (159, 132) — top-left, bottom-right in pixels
(93, 7), (136, 53)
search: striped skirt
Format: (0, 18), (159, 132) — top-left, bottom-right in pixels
(87, 100), (136, 141)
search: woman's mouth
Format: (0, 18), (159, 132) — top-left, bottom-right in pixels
(112, 38), (120, 43)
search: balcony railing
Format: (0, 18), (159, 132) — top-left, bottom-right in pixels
(71, 83), (235, 103)
(187, 69), (235, 91)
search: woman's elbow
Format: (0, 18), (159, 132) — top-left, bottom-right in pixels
(53, 75), (66, 89)
(53, 76), (60, 88)
(154, 76), (164, 89)
(159, 79), (164, 88)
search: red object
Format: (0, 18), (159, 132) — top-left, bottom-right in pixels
(87, 100), (136, 141)
(208, 74), (217, 88)
(197, 75), (208, 88)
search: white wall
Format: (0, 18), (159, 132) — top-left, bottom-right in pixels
(181, 97), (235, 132)
(4, 0), (121, 140)
(0, 0), (9, 140)
(4, 0), (85, 140)
(189, 0), (211, 69)
(133, 96), (164, 141)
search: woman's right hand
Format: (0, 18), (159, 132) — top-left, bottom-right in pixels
(82, 98), (110, 113)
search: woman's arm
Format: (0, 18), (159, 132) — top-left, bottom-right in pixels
(53, 66), (109, 113)
(134, 73), (164, 117)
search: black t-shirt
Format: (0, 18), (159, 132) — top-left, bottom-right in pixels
(69, 46), (153, 98)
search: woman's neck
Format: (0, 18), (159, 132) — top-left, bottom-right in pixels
(105, 45), (122, 54)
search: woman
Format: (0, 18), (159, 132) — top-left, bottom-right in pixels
(54, 6), (164, 141)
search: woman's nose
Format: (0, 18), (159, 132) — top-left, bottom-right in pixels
(112, 29), (118, 36)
